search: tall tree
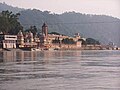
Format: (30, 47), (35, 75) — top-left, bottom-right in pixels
(62, 38), (76, 44)
(86, 38), (100, 45)
(0, 10), (23, 34)
(25, 25), (38, 36)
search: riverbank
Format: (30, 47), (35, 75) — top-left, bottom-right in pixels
(0, 46), (119, 51)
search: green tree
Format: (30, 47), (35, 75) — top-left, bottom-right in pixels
(86, 38), (100, 45)
(25, 25), (37, 36)
(62, 38), (75, 44)
(0, 10), (23, 34)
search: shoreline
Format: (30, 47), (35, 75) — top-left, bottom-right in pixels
(0, 47), (119, 51)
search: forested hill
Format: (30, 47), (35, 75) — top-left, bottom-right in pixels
(19, 10), (71, 35)
(58, 12), (120, 46)
(0, 3), (120, 46)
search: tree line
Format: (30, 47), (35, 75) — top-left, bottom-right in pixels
(0, 10), (38, 35)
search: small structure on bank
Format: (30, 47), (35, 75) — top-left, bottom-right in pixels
(0, 34), (17, 49)
(17, 30), (38, 49)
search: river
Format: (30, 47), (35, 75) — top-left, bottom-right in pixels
(0, 50), (120, 90)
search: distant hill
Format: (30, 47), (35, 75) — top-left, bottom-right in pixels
(58, 12), (120, 46)
(19, 9), (71, 35)
(0, 2), (24, 13)
(0, 3), (120, 46)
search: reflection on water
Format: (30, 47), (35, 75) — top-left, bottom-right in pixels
(0, 50), (120, 90)
(0, 50), (82, 64)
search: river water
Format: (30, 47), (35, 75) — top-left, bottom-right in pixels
(0, 50), (120, 90)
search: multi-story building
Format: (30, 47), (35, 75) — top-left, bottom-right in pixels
(17, 30), (38, 48)
(0, 34), (17, 48)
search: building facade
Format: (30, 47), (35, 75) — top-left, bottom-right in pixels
(17, 30), (38, 48)
(0, 34), (17, 48)
(40, 23), (82, 49)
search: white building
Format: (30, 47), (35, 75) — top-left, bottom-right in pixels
(0, 34), (17, 48)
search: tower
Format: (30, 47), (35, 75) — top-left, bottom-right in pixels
(42, 23), (48, 37)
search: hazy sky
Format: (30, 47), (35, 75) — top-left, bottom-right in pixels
(0, 0), (120, 18)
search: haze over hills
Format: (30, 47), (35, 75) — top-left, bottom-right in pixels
(0, 3), (120, 46)
(0, 2), (24, 13)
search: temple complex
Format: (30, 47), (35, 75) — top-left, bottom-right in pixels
(17, 23), (82, 50)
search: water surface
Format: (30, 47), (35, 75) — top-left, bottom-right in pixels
(0, 50), (120, 90)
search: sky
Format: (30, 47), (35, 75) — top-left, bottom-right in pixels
(0, 0), (120, 18)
